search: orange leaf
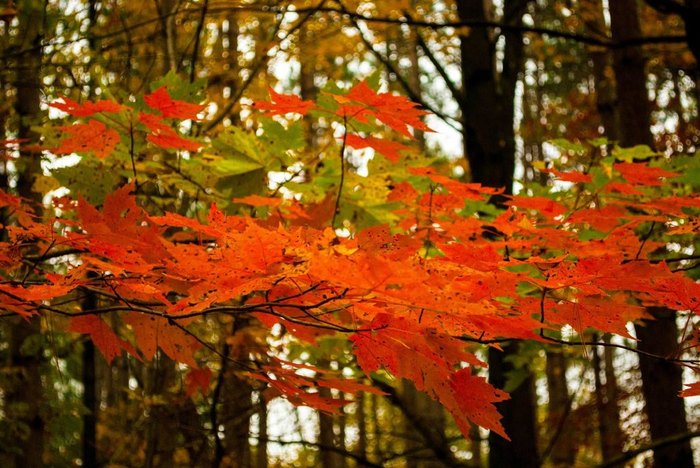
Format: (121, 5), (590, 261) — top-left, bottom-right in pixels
(185, 367), (212, 396)
(233, 194), (282, 207)
(351, 315), (506, 437)
(253, 87), (315, 116)
(54, 120), (120, 159)
(124, 313), (200, 367)
(505, 195), (567, 218)
(542, 168), (592, 183)
(144, 86), (204, 119)
(614, 162), (679, 186)
(50, 97), (124, 117)
(335, 81), (432, 137)
(680, 381), (700, 397)
(70, 315), (138, 363)
(345, 134), (411, 162)
(139, 112), (202, 152)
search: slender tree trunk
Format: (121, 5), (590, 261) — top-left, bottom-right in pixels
(81, 5), (100, 465)
(608, 2), (694, 466)
(545, 348), (576, 466)
(221, 318), (254, 467)
(356, 392), (367, 461)
(593, 335), (624, 463)
(458, 1), (538, 465)
(81, 291), (98, 468)
(256, 397), (268, 468)
(317, 359), (342, 467)
(405, 8), (425, 148)
(488, 344), (538, 468)
(369, 392), (381, 463)
(634, 309), (694, 467)
(5, 2), (46, 466)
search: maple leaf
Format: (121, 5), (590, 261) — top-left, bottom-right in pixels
(334, 81), (432, 137)
(50, 97), (124, 117)
(144, 86), (204, 119)
(124, 313), (200, 368)
(54, 120), (120, 159)
(73, 183), (169, 273)
(70, 315), (138, 363)
(139, 112), (202, 152)
(185, 367), (212, 396)
(409, 166), (502, 200)
(253, 87), (316, 116)
(350, 315), (507, 437)
(541, 168), (592, 183)
(680, 381), (700, 397)
(505, 195), (567, 218)
(232, 194), (282, 207)
(615, 162), (679, 186)
(345, 134), (412, 162)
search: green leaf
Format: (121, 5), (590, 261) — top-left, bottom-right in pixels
(52, 159), (122, 204)
(612, 145), (657, 162)
(547, 138), (586, 155)
(260, 118), (305, 155)
(150, 70), (206, 104)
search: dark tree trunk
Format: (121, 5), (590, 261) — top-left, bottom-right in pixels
(609, 2), (695, 467)
(5, 2), (46, 466)
(256, 397), (268, 468)
(81, 299), (98, 468)
(458, 1), (538, 465)
(488, 344), (539, 468)
(592, 336), (624, 463)
(545, 349), (576, 466)
(634, 309), (694, 467)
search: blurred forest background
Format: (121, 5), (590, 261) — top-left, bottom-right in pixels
(0, 0), (699, 466)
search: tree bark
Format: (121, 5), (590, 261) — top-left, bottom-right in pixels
(458, 1), (538, 465)
(634, 309), (694, 467)
(256, 397), (268, 468)
(609, 2), (694, 466)
(488, 344), (539, 468)
(545, 348), (576, 466)
(5, 2), (46, 466)
(592, 336), (624, 463)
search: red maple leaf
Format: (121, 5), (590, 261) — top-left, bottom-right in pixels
(70, 315), (139, 363)
(680, 381), (700, 397)
(50, 97), (124, 117)
(350, 315), (507, 437)
(253, 87), (316, 116)
(345, 134), (412, 162)
(614, 162), (680, 186)
(185, 367), (213, 396)
(335, 81), (432, 137)
(144, 86), (204, 119)
(232, 194), (282, 207)
(54, 120), (120, 159)
(124, 312), (200, 368)
(139, 112), (202, 152)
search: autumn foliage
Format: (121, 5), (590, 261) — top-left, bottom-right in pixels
(2, 83), (699, 441)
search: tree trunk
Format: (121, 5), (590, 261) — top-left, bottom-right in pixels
(545, 348), (576, 466)
(256, 397), (268, 468)
(634, 309), (694, 467)
(458, 1), (538, 465)
(608, 2), (694, 466)
(584, 0), (620, 142)
(356, 392), (367, 461)
(592, 335), (624, 463)
(81, 305), (98, 468)
(488, 344), (539, 468)
(5, 2), (46, 466)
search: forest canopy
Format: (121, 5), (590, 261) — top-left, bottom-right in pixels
(0, 1), (699, 467)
